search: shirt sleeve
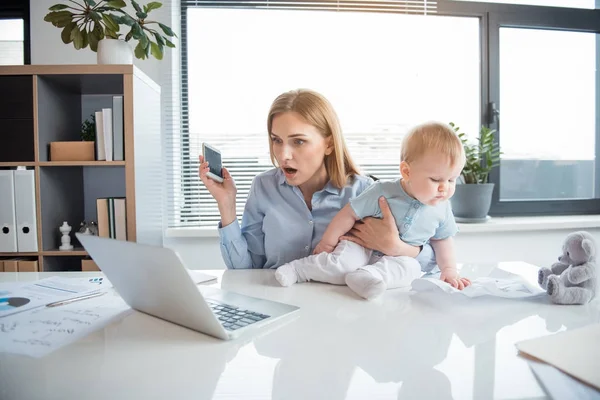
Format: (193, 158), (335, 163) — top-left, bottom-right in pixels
(218, 180), (267, 269)
(432, 202), (459, 240)
(349, 181), (383, 219)
(415, 242), (437, 273)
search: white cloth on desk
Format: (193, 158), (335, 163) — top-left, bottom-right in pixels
(411, 276), (545, 299)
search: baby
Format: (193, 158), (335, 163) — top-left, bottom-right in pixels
(275, 121), (471, 299)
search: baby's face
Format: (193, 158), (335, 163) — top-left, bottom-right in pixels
(403, 152), (463, 206)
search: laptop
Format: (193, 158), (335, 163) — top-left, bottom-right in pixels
(76, 234), (299, 340)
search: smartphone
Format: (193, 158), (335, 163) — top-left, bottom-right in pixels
(202, 143), (224, 183)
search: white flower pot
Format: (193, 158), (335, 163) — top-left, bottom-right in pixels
(97, 39), (133, 65)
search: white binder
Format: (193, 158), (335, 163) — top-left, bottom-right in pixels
(0, 170), (17, 252)
(14, 169), (38, 252)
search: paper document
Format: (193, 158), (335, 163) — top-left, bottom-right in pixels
(0, 277), (112, 318)
(516, 323), (600, 391)
(528, 359), (600, 400)
(411, 276), (545, 299)
(187, 269), (217, 285)
(0, 292), (131, 358)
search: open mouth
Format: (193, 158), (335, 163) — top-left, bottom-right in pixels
(283, 167), (297, 177)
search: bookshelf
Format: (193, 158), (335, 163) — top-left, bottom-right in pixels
(0, 65), (163, 272)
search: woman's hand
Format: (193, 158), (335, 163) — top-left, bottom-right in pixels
(199, 155), (237, 226)
(340, 197), (419, 257)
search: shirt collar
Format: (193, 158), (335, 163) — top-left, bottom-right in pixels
(276, 168), (340, 195)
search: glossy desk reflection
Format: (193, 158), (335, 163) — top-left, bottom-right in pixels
(0, 262), (599, 400)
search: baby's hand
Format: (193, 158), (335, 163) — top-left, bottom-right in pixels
(440, 268), (471, 290)
(313, 241), (336, 255)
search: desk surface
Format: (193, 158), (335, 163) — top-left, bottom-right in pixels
(1, 262), (599, 400)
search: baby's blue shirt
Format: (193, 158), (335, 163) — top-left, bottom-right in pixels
(350, 179), (458, 247)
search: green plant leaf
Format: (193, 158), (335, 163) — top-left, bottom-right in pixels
(81, 27), (89, 49)
(71, 28), (84, 50)
(44, 11), (74, 27)
(134, 40), (146, 59)
(140, 33), (149, 49)
(132, 23), (144, 39)
(120, 14), (136, 26)
(125, 29), (133, 41)
(131, 0), (142, 13)
(152, 31), (164, 46)
(105, 28), (118, 39)
(87, 0), (97, 6)
(164, 37), (175, 48)
(60, 22), (76, 44)
(150, 41), (163, 60)
(136, 11), (148, 19)
(146, 2), (163, 12)
(89, 10), (101, 22)
(102, 13), (120, 32)
(106, 0), (126, 8)
(49, 4), (69, 11)
(88, 29), (100, 51)
(158, 23), (176, 37)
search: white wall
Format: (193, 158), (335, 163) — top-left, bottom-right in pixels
(164, 228), (600, 270)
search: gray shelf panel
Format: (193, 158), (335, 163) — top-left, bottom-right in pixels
(40, 167), (84, 251)
(36, 74), (124, 95)
(83, 166), (126, 223)
(37, 76), (82, 162)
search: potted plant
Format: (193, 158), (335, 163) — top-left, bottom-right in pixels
(449, 122), (502, 222)
(44, 0), (177, 63)
(49, 115), (96, 161)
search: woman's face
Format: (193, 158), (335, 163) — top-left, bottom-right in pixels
(270, 111), (332, 187)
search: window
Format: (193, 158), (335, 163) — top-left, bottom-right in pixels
(499, 28), (597, 202)
(0, 19), (24, 65)
(0, 0), (29, 65)
(172, 6), (480, 227)
(454, 0), (597, 8)
(172, 1), (600, 229)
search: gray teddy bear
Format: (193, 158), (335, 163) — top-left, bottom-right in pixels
(538, 231), (597, 305)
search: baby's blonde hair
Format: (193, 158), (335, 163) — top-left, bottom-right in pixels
(400, 122), (465, 167)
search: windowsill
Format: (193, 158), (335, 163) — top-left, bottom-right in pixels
(457, 215), (600, 233)
(165, 215), (600, 238)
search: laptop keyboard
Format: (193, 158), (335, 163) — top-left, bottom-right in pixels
(206, 300), (270, 331)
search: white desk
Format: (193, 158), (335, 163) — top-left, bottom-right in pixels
(1, 262), (599, 400)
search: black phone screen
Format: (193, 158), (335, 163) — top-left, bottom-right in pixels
(204, 146), (223, 178)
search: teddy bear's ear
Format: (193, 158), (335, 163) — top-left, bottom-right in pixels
(582, 239), (595, 258)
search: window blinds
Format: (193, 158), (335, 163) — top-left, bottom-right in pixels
(168, 1), (438, 228)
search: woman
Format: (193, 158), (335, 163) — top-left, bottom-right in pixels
(199, 89), (434, 269)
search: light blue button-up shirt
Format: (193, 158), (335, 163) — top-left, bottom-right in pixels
(219, 169), (436, 269)
(350, 178), (458, 245)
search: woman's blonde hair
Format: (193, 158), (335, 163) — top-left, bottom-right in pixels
(401, 122), (466, 167)
(267, 89), (359, 188)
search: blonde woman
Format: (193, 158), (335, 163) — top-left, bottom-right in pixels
(200, 89), (434, 270)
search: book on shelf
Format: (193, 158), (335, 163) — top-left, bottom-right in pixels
(92, 96), (124, 162)
(97, 197), (127, 240)
(112, 96), (124, 161)
(95, 110), (105, 161)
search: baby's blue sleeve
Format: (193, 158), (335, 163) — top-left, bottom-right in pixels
(349, 181), (383, 219)
(432, 202), (459, 240)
